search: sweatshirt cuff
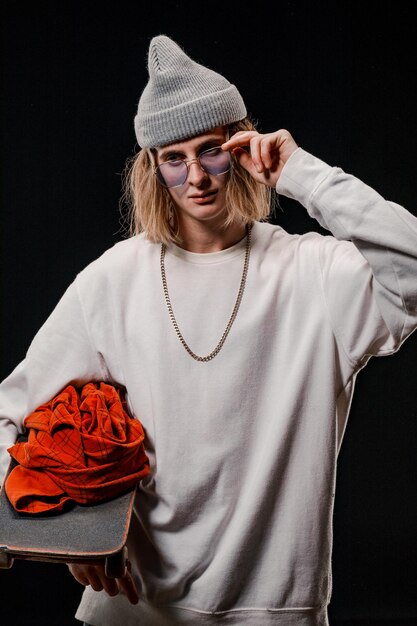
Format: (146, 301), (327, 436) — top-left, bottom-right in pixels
(276, 147), (334, 209)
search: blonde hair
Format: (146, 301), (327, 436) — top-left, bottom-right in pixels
(119, 118), (274, 246)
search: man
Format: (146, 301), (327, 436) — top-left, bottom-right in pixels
(0, 35), (416, 626)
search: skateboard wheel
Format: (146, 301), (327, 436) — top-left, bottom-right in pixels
(105, 545), (128, 578)
(0, 552), (14, 569)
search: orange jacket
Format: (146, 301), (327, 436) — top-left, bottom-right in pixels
(5, 381), (150, 514)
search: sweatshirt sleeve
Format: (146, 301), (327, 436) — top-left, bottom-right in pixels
(276, 147), (417, 368)
(0, 278), (107, 485)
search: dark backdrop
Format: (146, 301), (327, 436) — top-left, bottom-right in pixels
(1, 2), (416, 624)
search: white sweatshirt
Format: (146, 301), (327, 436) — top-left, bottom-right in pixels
(1, 148), (416, 625)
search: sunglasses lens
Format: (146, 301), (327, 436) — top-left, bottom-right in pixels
(200, 147), (231, 175)
(155, 147), (231, 188)
(156, 161), (187, 188)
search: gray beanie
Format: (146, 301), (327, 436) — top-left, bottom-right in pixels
(134, 35), (247, 148)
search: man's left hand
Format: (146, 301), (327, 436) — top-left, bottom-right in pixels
(222, 129), (298, 187)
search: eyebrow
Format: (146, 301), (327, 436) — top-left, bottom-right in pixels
(158, 136), (224, 161)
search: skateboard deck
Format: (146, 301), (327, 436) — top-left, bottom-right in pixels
(0, 450), (137, 578)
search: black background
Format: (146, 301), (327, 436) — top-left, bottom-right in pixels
(1, 2), (417, 624)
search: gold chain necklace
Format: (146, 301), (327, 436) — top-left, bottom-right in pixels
(160, 223), (252, 362)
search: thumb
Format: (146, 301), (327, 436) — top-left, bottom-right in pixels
(232, 147), (257, 176)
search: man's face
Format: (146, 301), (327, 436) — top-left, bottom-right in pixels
(155, 127), (230, 226)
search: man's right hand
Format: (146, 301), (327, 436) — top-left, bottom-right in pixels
(67, 559), (139, 605)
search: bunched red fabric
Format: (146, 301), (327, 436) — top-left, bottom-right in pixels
(5, 382), (150, 515)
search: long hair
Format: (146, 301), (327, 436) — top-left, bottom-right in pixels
(119, 118), (274, 246)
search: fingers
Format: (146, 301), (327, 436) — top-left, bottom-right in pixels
(223, 133), (265, 173)
(67, 561), (139, 605)
(229, 146), (258, 178)
(260, 135), (275, 169)
(222, 128), (292, 150)
(222, 128), (298, 187)
(249, 136), (263, 172)
(222, 131), (281, 173)
(222, 130), (259, 149)
(68, 562), (91, 586)
(116, 561), (139, 605)
(90, 569), (118, 596)
(68, 562), (118, 596)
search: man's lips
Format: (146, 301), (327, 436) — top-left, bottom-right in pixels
(189, 190), (217, 202)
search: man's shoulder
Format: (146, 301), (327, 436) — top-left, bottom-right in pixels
(254, 220), (357, 267)
(254, 219), (326, 250)
(76, 232), (155, 284)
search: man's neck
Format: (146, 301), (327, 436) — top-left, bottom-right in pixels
(175, 220), (248, 253)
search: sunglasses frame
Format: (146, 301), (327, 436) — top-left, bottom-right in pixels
(154, 146), (232, 188)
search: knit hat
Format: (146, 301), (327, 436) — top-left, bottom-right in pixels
(134, 35), (247, 148)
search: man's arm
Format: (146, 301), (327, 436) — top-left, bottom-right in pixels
(277, 147), (417, 365)
(0, 279), (108, 485)
(223, 129), (417, 366)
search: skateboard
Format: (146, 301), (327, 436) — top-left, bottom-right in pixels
(0, 448), (136, 578)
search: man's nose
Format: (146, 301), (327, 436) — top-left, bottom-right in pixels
(187, 160), (208, 185)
